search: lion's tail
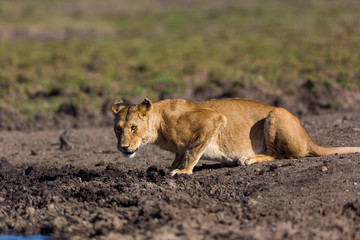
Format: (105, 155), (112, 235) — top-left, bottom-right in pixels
(309, 141), (360, 157)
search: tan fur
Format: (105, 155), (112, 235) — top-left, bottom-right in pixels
(112, 98), (360, 176)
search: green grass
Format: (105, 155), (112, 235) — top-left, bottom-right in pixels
(0, 0), (360, 117)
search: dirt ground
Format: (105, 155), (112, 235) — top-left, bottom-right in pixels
(1, 110), (360, 239)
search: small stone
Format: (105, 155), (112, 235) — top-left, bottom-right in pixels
(269, 164), (279, 172)
(25, 166), (35, 175)
(27, 207), (35, 215)
(0, 158), (14, 172)
(248, 199), (259, 206)
(30, 149), (38, 156)
(95, 160), (105, 167)
(59, 128), (85, 150)
(321, 166), (328, 172)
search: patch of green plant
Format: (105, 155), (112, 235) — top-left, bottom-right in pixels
(335, 72), (358, 90)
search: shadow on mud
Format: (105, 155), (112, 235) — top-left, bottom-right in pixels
(193, 163), (237, 172)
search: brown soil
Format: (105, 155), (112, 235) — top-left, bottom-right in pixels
(1, 110), (360, 239)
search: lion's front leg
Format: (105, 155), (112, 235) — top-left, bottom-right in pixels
(170, 149), (202, 176)
(168, 152), (184, 171)
(170, 110), (227, 176)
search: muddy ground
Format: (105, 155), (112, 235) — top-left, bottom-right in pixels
(1, 110), (360, 239)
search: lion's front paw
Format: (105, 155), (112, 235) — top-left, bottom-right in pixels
(238, 157), (255, 166)
(170, 169), (192, 177)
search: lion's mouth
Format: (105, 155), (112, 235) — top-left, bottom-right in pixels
(117, 143), (142, 159)
(121, 151), (136, 159)
(118, 147), (138, 159)
(123, 150), (136, 155)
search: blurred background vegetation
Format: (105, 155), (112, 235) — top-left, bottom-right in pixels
(0, 0), (359, 119)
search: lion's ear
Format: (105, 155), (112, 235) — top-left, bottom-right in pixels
(112, 99), (125, 114)
(140, 98), (152, 114)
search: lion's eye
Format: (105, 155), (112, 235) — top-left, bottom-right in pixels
(131, 126), (137, 131)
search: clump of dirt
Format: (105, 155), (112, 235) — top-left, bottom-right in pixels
(290, 79), (360, 115)
(0, 158), (15, 172)
(0, 106), (28, 131)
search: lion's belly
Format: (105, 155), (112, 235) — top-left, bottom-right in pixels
(202, 142), (250, 165)
(202, 139), (265, 165)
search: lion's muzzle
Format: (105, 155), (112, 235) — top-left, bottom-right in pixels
(117, 144), (138, 158)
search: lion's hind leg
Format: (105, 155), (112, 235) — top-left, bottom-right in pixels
(238, 154), (275, 166)
(264, 107), (310, 159)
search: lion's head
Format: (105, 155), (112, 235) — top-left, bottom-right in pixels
(112, 98), (152, 158)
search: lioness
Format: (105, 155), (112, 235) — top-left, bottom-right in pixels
(112, 98), (360, 176)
